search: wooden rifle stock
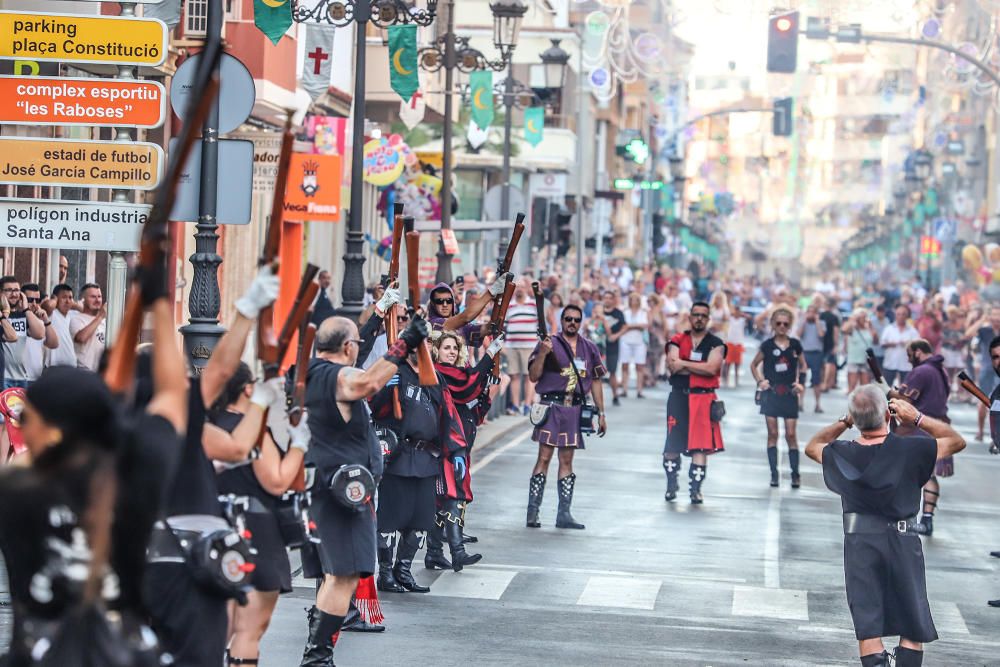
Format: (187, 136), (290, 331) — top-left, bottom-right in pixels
(532, 282), (547, 339)
(405, 231), (437, 386)
(491, 280), (516, 378)
(257, 115), (296, 366)
(958, 371), (992, 408)
(487, 213), (526, 332)
(386, 205), (406, 419)
(289, 320), (317, 492)
(274, 264), (320, 365)
(104, 59), (222, 394)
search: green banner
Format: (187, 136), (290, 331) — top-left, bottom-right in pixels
(524, 106), (544, 146)
(388, 25), (419, 102)
(253, 0), (292, 45)
(469, 70), (494, 130)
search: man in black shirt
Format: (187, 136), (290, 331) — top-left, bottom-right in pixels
(818, 295), (841, 391)
(310, 270), (337, 327)
(602, 290), (626, 406)
(806, 386), (965, 667)
(300, 314), (429, 666)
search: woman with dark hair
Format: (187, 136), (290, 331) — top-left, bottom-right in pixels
(209, 363), (310, 666)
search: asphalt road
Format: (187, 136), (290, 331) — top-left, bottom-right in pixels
(257, 352), (1000, 667)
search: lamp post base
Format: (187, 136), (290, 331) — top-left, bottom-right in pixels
(180, 320), (226, 374)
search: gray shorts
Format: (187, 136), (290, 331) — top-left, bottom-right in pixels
(505, 347), (533, 375)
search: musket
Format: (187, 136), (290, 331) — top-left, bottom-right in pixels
(384, 203), (405, 418)
(288, 319), (317, 492)
(532, 281), (547, 339)
(958, 371), (991, 408)
(405, 229), (438, 386)
(487, 213), (525, 328)
(104, 35), (223, 394)
(257, 114), (296, 366)
(865, 348), (884, 384)
(489, 281), (516, 379)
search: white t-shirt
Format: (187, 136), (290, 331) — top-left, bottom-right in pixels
(662, 297), (681, 330)
(621, 308), (648, 346)
(727, 317), (745, 345)
(69, 312), (106, 372)
(24, 337), (43, 380)
(46, 309), (78, 368)
(880, 323), (919, 371)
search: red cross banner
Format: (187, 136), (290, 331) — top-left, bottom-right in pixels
(399, 89), (426, 130)
(302, 24), (335, 101)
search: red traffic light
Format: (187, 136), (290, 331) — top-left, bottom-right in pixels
(776, 17), (793, 32)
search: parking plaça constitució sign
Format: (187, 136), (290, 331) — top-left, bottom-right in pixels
(0, 198), (149, 251)
(0, 136), (163, 189)
(0, 11), (167, 67)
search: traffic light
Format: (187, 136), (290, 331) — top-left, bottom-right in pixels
(772, 97), (794, 136)
(767, 11), (799, 73)
(919, 235), (941, 257)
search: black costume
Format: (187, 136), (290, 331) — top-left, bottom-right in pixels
(211, 410), (292, 594)
(822, 432), (938, 644)
(758, 337), (803, 419)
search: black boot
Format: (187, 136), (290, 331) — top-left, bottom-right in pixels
(376, 533), (405, 593)
(424, 522), (451, 570)
(767, 447), (779, 487)
(555, 474), (585, 529)
(913, 487), (938, 536)
(526, 473), (546, 528)
(893, 646), (923, 667)
(299, 606), (344, 667)
(393, 530), (430, 592)
(341, 595), (384, 633)
(689, 464), (706, 504)
(443, 502), (482, 572)
(859, 651), (890, 667)
(789, 448), (800, 489)
(663, 457), (680, 501)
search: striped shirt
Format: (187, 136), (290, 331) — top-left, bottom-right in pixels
(505, 303), (539, 349)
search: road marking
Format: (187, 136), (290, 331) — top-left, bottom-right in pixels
(577, 575), (662, 610)
(765, 487), (782, 588)
(474, 562), (747, 584)
(426, 566), (516, 600)
(796, 624), (854, 634)
(933, 601), (970, 635)
(471, 428), (533, 474)
(732, 585), (809, 620)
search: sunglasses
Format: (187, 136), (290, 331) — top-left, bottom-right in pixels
(432, 297), (454, 305)
(563, 316), (582, 324)
(397, 315), (410, 322)
(25, 297), (40, 304)
(774, 321), (791, 327)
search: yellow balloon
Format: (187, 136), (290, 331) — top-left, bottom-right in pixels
(260, 0), (286, 8)
(473, 87), (489, 110)
(392, 48), (413, 76)
(963, 244), (983, 270)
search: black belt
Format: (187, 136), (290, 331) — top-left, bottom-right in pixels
(681, 388), (715, 395)
(403, 437), (438, 452)
(843, 513), (918, 534)
(540, 392), (581, 406)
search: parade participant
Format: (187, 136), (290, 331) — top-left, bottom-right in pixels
(663, 302), (726, 504)
(300, 314), (429, 665)
(889, 340), (950, 537)
(144, 266), (281, 667)
(0, 293), (187, 666)
(796, 302), (827, 413)
(981, 336), (1000, 606)
(805, 388), (965, 667)
(425, 331), (506, 569)
(425, 272), (511, 342)
(525, 304), (607, 529)
(967, 306), (1000, 441)
(750, 307), (806, 488)
(209, 364), (311, 666)
(371, 332), (476, 586)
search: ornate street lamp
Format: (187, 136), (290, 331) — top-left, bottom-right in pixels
(490, 0), (527, 62)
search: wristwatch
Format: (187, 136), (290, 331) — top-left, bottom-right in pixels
(837, 414), (852, 427)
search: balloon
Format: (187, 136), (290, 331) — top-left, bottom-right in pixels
(962, 244), (983, 270)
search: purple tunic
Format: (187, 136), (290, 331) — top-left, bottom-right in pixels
(530, 334), (606, 448)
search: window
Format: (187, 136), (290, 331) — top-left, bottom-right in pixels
(184, 0), (208, 37)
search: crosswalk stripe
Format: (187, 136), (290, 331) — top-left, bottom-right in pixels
(425, 567), (516, 600)
(576, 575), (662, 610)
(732, 585), (809, 621)
(933, 601), (970, 635)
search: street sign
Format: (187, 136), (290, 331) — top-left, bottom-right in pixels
(283, 153), (343, 222)
(0, 75), (166, 128)
(483, 184), (525, 221)
(0, 197), (148, 251)
(171, 53), (254, 134)
(0, 136), (163, 190)
(168, 138), (253, 225)
(529, 173), (567, 199)
(0, 11), (167, 67)
(934, 217), (956, 241)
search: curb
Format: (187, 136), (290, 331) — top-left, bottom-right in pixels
(473, 416), (532, 455)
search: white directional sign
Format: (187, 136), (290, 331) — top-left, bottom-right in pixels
(0, 198), (148, 251)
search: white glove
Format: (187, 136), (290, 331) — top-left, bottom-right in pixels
(489, 272), (512, 297)
(235, 265), (281, 319)
(288, 411), (310, 453)
(376, 287), (402, 316)
(486, 333), (505, 358)
(874, 377), (892, 397)
(250, 377), (286, 410)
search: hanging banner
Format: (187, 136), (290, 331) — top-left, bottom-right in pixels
(283, 152), (342, 222)
(469, 70), (494, 130)
(399, 89), (425, 130)
(253, 0), (292, 45)
(301, 24), (334, 101)
(387, 24), (419, 103)
(0, 136), (162, 190)
(0, 11), (167, 66)
(524, 106), (544, 147)
(466, 119), (488, 149)
(0, 76), (166, 128)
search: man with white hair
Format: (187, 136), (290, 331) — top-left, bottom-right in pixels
(805, 385), (965, 667)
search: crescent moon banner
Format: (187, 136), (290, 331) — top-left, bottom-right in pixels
(524, 106), (544, 147)
(387, 25), (419, 103)
(469, 70), (494, 130)
(253, 0), (291, 45)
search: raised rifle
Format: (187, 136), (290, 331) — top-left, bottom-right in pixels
(288, 319), (317, 493)
(958, 371), (991, 408)
(865, 348), (884, 384)
(103, 32), (223, 394)
(384, 203), (406, 418)
(532, 282), (547, 339)
(488, 281), (516, 379)
(485, 213), (525, 376)
(405, 228), (438, 386)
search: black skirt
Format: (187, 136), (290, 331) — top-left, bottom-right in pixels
(143, 563), (228, 667)
(844, 532), (938, 642)
(377, 473), (437, 532)
(244, 510), (292, 593)
(311, 489), (377, 578)
(664, 389), (690, 455)
(760, 390), (800, 419)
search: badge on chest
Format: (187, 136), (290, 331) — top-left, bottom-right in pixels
(689, 351), (703, 362)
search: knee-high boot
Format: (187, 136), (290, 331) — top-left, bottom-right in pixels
(299, 606), (344, 667)
(424, 519), (451, 570)
(392, 530), (430, 592)
(689, 464), (707, 504)
(767, 447), (779, 487)
(893, 646), (923, 667)
(526, 473), (546, 528)
(376, 532), (405, 593)
(788, 448), (801, 488)
(859, 651), (891, 667)
(663, 457), (680, 501)
(555, 473), (585, 529)
(442, 500), (482, 572)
